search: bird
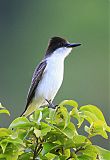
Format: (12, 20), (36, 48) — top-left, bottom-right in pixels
(21, 36), (81, 117)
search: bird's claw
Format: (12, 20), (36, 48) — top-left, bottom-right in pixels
(45, 99), (58, 109)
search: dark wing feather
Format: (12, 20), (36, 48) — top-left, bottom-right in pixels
(24, 60), (47, 112)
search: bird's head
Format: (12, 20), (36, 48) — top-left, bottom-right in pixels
(45, 36), (81, 58)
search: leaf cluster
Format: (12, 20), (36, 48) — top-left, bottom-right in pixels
(0, 100), (110, 160)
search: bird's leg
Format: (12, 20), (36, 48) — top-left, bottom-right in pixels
(45, 99), (58, 109)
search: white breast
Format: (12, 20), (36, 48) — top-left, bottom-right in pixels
(35, 47), (72, 104)
(36, 55), (64, 102)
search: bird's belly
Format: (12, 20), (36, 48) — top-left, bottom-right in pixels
(35, 66), (64, 102)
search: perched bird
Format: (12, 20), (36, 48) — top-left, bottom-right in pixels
(21, 37), (81, 117)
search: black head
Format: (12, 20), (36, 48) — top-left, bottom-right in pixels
(45, 36), (81, 56)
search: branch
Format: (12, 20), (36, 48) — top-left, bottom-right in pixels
(32, 136), (43, 160)
(33, 138), (38, 160)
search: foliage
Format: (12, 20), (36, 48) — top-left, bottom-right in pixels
(0, 100), (110, 160)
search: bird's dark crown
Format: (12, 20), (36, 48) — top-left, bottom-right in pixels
(45, 37), (68, 56)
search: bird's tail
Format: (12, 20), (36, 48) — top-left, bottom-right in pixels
(20, 103), (39, 117)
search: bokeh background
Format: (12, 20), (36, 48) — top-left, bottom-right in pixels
(0, 0), (109, 149)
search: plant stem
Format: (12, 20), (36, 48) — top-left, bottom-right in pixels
(33, 142), (38, 160)
(32, 137), (43, 160)
(75, 146), (84, 154)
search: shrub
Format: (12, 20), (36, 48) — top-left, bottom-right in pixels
(0, 100), (110, 160)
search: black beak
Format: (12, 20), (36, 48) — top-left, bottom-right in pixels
(66, 43), (81, 48)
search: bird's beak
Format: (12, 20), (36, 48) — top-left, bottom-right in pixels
(66, 43), (81, 48)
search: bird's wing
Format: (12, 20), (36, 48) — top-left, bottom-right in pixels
(24, 60), (47, 112)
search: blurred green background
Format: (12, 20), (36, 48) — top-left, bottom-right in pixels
(0, 0), (109, 149)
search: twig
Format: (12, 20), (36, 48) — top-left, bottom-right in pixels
(32, 136), (43, 160)
(75, 146), (84, 154)
(33, 138), (38, 160)
(36, 144), (43, 157)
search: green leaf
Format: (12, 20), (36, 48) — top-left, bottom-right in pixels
(62, 122), (77, 139)
(39, 154), (48, 160)
(53, 156), (60, 160)
(0, 142), (22, 160)
(70, 152), (78, 159)
(9, 117), (31, 129)
(0, 103), (4, 109)
(78, 145), (98, 158)
(73, 135), (91, 148)
(0, 141), (8, 153)
(92, 120), (108, 139)
(79, 105), (110, 138)
(0, 103), (10, 115)
(55, 105), (70, 128)
(0, 153), (5, 159)
(42, 142), (60, 155)
(0, 109), (10, 115)
(80, 110), (98, 124)
(0, 128), (11, 137)
(85, 121), (108, 139)
(40, 122), (51, 136)
(54, 122), (77, 139)
(30, 109), (42, 124)
(59, 100), (78, 108)
(79, 105), (106, 122)
(85, 125), (91, 134)
(44, 130), (65, 145)
(48, 108), (56, 123)
(34, 128), (41, 138)
(105, 125), (110, 132)
(63, 149), (70, 158)
(1, 152), (19, 160)
(44, 152), (56, 159)
(70, 107), (84, 128)
(1, 137), (24, 146)
(59, 155), (67, 160)
(63, 138), (75, 149)
(17, 129), (27, 140)
(42, 107), (50, 119)
(77, 155), (93, 160)
(96, 146), (110, 160)
(18, 152), (33, 160)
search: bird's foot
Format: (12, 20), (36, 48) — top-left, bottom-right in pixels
(45, 99), (58, 109)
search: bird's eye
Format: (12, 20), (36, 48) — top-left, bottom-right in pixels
(58, 42), (61, 46)
(59, 42), (63, 47)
